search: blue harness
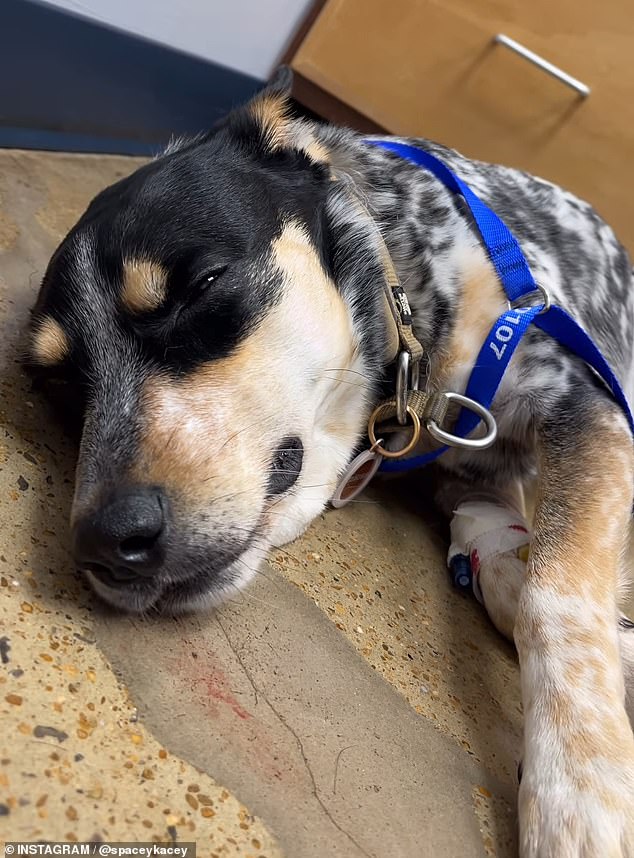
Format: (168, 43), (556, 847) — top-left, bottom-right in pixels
(366, 139), (634, 472)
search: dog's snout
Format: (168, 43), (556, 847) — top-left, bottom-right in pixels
(73, 487), (166, 584)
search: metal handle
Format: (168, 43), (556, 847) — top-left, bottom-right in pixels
(494, 33), (590, 97)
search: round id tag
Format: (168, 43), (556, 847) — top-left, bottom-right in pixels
(330, 445), (382, 508)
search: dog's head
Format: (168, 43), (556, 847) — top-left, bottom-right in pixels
(28, 83), (391, 612)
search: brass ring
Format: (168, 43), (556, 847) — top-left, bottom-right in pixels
(368, 404), (422, 459)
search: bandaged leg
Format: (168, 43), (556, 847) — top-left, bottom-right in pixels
(444, 483), (532, 641)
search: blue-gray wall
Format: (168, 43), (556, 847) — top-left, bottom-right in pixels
(0, 0), (265, 155)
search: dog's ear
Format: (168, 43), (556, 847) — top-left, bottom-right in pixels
(267, 64), (294, 96)
(219, 68), (330, 165)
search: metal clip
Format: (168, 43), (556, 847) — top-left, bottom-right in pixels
(395, 351), (420, 425)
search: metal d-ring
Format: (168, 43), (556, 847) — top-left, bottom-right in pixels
(508, 283), (551, 315)
(535, 283), (551, 314)
(395, 351), (420, 425)
(426, 392), (498, 450)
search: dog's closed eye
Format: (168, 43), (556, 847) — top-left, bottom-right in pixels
(267, 436), (304, 495)
(197, 266), (227, 292)
(184, 266), (228, 307)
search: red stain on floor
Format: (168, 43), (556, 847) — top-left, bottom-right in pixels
(166, 637), (297, 784)
(192, 671), (251, 720)
(171, 641), (252, 721)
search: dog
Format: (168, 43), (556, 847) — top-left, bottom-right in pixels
(28, 71), (634, 856)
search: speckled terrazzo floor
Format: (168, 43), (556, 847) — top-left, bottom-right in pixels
(0, 148), (522, 857)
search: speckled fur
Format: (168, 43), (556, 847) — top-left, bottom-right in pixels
(317, 123), (634, 857)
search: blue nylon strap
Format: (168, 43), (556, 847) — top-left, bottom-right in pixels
(455, 305), (543, 436)
(379, 440), (444, 473)
(366, 138), (634, 473)
(365, 139), (537, 302)
(534, 306), (634, 431)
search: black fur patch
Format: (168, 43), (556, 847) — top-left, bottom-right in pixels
(37, 130), (332, 377)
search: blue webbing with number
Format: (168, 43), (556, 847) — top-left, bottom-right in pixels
(365, 139), (634, 473)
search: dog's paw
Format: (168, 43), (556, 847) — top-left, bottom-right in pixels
(519, 754), (634, 857)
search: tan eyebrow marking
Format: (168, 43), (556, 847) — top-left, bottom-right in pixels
(30, 316), (70, 366)
(121, 259), (168, 314)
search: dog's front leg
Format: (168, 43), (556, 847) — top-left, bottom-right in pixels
(517, 399), (634, 857)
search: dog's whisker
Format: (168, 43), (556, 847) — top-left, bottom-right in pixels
(313, 375), (368, 389)
(215, 413), (282, 456)
(322, 366), (368, 378)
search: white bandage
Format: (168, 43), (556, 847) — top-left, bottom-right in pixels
(448, 501), (530, 602)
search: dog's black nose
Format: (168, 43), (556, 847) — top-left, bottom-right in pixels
(73, 488), (166, 585)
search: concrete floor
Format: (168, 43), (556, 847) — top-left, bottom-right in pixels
(0, 149), (522, 857)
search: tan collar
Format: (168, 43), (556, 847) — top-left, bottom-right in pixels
(366, 212), (454, 458)
(342, 188), (424, 368)
(342, 191), (448, 451)
(377, 239), (424, 368)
